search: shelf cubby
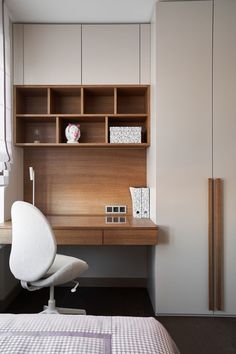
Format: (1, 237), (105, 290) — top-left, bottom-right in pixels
(14, 85), (150, 147)
(83, 87), (114, 114)
(15, 87), (48, 114)
(50, 87), (81, 114)
(15, 116), (56, 144)
(59, 117), (106, 144)
(108, 116), (147, 144)
(117, 87), (148, 114)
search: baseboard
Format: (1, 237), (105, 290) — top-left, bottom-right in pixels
(155, 313), (236, 318)
(65, 277), (147, 288)
(0, 284), (21, 312)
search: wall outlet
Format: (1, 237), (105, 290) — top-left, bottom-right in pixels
(105, 216), (127, 223)
(105, 205), (127, 214)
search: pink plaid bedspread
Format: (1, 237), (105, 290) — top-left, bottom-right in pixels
(0, 314), (179, 354)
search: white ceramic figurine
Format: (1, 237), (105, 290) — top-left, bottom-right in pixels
(65, 123), (81, 143)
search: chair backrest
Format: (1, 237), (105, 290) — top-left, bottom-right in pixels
(10, 201), (56, 282)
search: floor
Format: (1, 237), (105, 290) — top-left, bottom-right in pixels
(5, 287), (154, 317)
(159, 316), (236, 354)
(4, 287), (236, 354)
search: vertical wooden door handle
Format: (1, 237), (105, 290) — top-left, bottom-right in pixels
(214, 178), (223, 311)
(208, 178), (214, 311)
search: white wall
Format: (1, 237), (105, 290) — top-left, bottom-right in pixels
(2, 3), (23, 221)
(0, 1), (20, 305)
(59, 246), (147, 281)
(4, 147), (23, 219)
(147, 3), (157, 312)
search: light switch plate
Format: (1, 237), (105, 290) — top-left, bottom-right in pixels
(105, 205), (127, 214)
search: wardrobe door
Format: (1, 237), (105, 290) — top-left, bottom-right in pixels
(155, 1), (213, 314)
(213, 0), (236, 315)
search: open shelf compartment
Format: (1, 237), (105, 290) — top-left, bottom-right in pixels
(50, 87), (81, 114)
(83, 87), (114, 114)
(15, 87), (48, 114)
(59, 116), (106, 144)
(14, 85), (150, 148)
(15, 116), (56, 144)
(117, 87), (148, 114)
(108, 116), (148, 144)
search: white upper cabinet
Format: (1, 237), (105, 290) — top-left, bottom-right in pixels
(82, 24), (139, 84)
(13, 23), (150, 85)
(23, 25), (82, 84)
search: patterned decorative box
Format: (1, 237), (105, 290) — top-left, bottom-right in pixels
(109, 127), (142, 144)
(129, 187), (150, 218)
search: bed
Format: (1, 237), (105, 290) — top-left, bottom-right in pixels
(0, 314), (179, 354)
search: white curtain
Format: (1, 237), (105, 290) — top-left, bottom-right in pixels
(0, 0), (12, 184)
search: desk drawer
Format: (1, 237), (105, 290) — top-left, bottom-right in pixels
(104, 229), (158, 245)
(55, 230), (102, 245)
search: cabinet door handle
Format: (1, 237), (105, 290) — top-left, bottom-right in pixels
(208, 178), (214, 311)
(214, 178), (223, 311)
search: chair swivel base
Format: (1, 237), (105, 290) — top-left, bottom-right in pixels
(40, 299), (86, 315)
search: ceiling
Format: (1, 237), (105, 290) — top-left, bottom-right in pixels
(5, 0), (156, 23)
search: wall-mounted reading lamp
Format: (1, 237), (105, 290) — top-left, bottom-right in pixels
(29, 166), (35, 206)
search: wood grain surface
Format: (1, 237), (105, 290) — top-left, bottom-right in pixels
(24, 148), (146, 215)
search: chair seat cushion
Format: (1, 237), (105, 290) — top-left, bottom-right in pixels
(30, 254), (88, 288)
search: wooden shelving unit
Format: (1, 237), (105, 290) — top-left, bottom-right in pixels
(14, 85), (150, 147)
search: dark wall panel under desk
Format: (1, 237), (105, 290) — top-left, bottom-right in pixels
(24, 148), (146, 215)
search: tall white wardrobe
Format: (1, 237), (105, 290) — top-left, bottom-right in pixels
(153, 0), (236, 315)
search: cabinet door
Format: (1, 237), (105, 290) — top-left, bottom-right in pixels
(155, 1), (212, 314)
(13, 24), (23, 84)
(24, 25), (81, 84)
(82, 25), (139, 84)
(213, 0), (236, 315)
(140, 24), (150, 84)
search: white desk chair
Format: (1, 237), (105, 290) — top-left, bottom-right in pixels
(9, 201), (89, 314)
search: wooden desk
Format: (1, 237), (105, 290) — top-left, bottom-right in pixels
(0, 215), (158, 245)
